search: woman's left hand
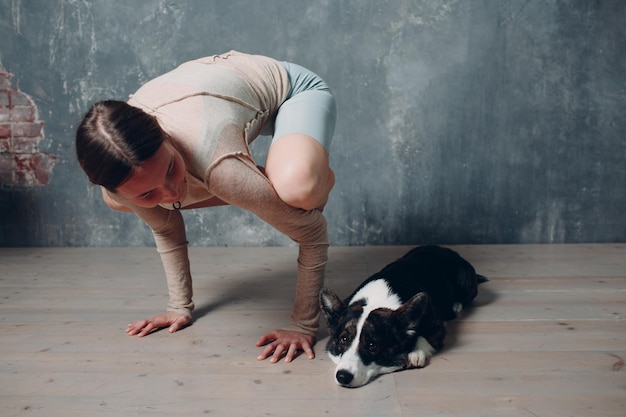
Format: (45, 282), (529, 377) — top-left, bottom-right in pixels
(256, 329), (315, 363)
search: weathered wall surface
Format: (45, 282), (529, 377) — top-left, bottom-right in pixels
(1, 0), (624, 246)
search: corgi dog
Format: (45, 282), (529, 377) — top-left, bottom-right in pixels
(320, 245), (486, 387)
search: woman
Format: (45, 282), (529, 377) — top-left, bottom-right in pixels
(75, 51), (336, 363)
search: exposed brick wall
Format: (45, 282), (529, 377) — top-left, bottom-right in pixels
(0, 69), (56, 187)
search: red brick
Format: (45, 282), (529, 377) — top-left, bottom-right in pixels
(0, 107), (9, 123)
(0, 153), (13, 169)
(12, 121), (43, 138)
(33, 153), (56, 185)
(10, 106), (36, 122)
(0, 91), (8, 107)
(11, 106), (37, 122)
(12, 137), (39, 154)
(13, 153), (56, 186)
(14, 153), (33, 168)
(0, 123), (10, 139)
(9, 90), (32, 107)
(13, 168), (33, 185)
(13, 154), (35, 186)
(0, 138), (11, 153)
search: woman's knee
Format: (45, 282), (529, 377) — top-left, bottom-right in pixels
(265, 134), (334, 210)
(268, 161), (334, 210)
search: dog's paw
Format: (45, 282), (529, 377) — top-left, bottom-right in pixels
(452, 302), (463, 314)
(408, 336), (436, 368)
(408, 350), (429, 368)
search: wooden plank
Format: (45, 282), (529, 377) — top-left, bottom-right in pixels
(0, 396), (404, 417)
(2, 317), (626, 352)
(4, 350), (625, 375)
(395, 371), (626, 417)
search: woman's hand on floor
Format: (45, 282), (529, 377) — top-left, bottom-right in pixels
(126, 312), (191, 337)
(256, 329), (315, 363)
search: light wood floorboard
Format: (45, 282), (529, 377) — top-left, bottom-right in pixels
(1, 244), (625, 416)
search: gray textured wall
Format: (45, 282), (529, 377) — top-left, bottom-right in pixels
(1, 0), (625, 247)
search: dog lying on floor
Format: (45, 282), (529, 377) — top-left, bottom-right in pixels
(319, 245), (487, 388)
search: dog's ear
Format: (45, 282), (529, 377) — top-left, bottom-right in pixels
(395, 292), (431, 333)
(319, 287), (345, 327)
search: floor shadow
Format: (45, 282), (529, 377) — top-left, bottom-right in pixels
(191, 264), (295, 322)
(192, 295), (241, 321)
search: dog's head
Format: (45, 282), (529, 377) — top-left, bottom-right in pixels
(320, 288), (433, 388)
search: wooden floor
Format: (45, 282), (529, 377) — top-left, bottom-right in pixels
(1, 244), (625, 416)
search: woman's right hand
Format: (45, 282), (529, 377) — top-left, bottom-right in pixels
(126, 312), (191, 337)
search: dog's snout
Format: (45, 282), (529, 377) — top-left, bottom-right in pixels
(336, 370), (354, 386)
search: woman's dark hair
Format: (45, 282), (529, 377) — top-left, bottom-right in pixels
(75, 100), (164, 190)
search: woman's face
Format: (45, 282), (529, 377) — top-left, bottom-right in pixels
(116, 142), (186, 208)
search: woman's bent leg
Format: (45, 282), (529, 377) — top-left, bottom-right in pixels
(265, 133), (335, 211)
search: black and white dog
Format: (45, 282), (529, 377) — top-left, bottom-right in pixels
(320, 245), (486, 388)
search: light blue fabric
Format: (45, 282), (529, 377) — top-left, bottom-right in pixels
(273, 62), (336, 151)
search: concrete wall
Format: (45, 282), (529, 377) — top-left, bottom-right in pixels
(1, 0), (625, 247)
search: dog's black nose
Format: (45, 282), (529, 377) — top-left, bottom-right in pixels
(336, 370), (354, 385)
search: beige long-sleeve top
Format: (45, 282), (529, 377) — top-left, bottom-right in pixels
(107, 51), (328, 336)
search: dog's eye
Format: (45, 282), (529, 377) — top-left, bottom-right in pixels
(338, 331), (353, 348)
(335, 322), (357, 351)
(367, 341), (378, 353)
